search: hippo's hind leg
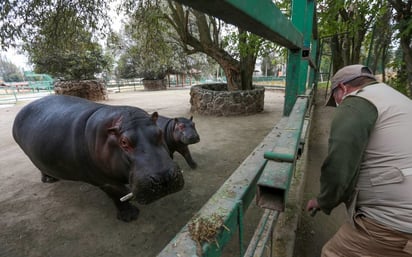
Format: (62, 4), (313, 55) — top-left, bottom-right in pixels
(99, 184), (139, 222)
(41, 172), (59, 183)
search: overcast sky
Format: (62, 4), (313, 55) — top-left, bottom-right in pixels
(3, 48), (30, 71)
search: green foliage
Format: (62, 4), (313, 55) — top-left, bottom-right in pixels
(25, 6), (109, 80)
(30, 46), (109, 80)
(0, 56), (24, 82)
(0, 0), (111, 50)
(317, 0), (386, 70)
(260, 49), (285, 76)
(388, 76), (409, 97)
(387, 48), (410, 97)
(116, 2), (187, 80)
(221, 27), (276, 62)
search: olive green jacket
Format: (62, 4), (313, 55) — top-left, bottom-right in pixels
(317, 96), (378, 214)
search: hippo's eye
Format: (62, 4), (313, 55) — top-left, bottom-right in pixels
(119, 137), (133, 152)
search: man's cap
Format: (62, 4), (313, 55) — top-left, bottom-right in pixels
(326, 64), (376, 107)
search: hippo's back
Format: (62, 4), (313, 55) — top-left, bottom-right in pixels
(13, 95), (101, 144)
(12, 95), (103, 180)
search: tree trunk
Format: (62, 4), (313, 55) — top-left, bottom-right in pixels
(222, 65), (242, 91)
(381, 44), (389, 82)
(400, 37), (412, 95)
(166, 2), (260, 91)
(239, 46), (257, 90)
(389, 0), (412, 96)
(331, 35), (344, 74)
(352, 29), (366, 64)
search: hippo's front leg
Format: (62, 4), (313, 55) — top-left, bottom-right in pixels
(99, 184), (139, 222)
(41, 172), (60, 183)
(177, 146), (197, 169)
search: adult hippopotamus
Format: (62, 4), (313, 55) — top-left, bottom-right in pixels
(156, 115), (200, 169)
(12, 95), (184, 222)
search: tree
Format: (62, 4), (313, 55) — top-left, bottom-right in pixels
(0, 0), (110, 50)
(0, 56), (24, 82)
(317, 0), (411, 96)
(260, 47), (286, 77)
(26, 6), (110, 80)
(365, 5), (393, 80)
(389, 47), (409, 96)
(115, 2), (187, 80)
(121, 0), (275, 91)
(4, 0), (409, 93)
(165, 2), (272, 91)
(1, 0), (112, 80)
(388, 0), (412, 95)
(317, 0), (385, 73)
(260, 57), (276, 77)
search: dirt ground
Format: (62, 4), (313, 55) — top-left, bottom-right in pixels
(0, 88), (287, 257)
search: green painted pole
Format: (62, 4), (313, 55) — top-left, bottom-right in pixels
(284, 50), (300, 116)
(299, 0), (316, 94)
(305, 0), (317, 90)
(298, 0), (310, 95)
(308, 38), (318, 88)
(284, 0), (307, 116)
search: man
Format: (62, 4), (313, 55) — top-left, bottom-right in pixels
(306, 64), (412, 256)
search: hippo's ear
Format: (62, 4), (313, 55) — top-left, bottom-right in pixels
(108, 116), (122, 135)
(151, 112), (158, 123)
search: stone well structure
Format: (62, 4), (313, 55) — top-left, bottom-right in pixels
(54, 80), (108, 101)
(143, 79), (167, 91)
(190, 83), (265, 116)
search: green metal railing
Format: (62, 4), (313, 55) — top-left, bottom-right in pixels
(24, 71), (54, 92)
(158, 89), (314, 257)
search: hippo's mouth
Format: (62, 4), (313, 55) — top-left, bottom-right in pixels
(133, 170), (184, 205)
(181, 136), (200, 145)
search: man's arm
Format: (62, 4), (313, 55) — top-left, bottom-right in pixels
(316, 96), (377, 214)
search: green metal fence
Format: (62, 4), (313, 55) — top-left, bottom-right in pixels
(0, 83), (54, 106)
(158, 0), (318, 256)
(158, 89), (314, 257)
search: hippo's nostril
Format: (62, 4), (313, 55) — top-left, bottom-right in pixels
(149, 175), (161, 185)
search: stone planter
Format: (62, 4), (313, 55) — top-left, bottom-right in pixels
(190, 83), (265, 116)
(143, 79), (167, 91)
(54, 80), (107, 101)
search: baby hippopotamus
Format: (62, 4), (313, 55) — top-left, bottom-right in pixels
(157, 115), (200, 169)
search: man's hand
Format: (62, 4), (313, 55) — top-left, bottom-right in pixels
(306, 198), (320, 216)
